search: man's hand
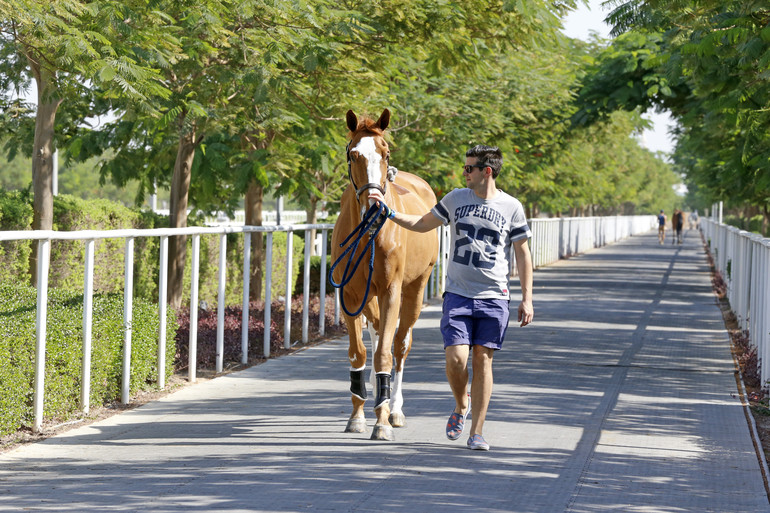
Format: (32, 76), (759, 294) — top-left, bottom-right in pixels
(368, 190), (386, 208)
(518, 300), (533, 327)
(367, 191), (443, 233)
(367, 190), (395, 219)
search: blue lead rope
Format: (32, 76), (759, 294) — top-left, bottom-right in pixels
(329, 202), (391, 317)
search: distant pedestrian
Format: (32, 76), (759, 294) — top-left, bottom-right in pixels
(689, 211), (699, 230)
(658, 210), (667, 244)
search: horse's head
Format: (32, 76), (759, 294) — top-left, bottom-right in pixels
(345, 109), (391, 218)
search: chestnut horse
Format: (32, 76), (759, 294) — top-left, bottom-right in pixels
(331, 109), (438, 441)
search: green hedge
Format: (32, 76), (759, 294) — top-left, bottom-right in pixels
(50, 195), (143, 292)
(0, 282), (177, 436)
(295, 255), (333, 296)
(186, 230), (304, 307)
(0, 189), (33, 285)
(723, 214), (767, 237)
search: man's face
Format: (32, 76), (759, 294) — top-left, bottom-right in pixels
(463, 157), (487, 188)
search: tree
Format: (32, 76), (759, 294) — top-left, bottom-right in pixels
(571, 30), (689, 127)
(73, 0), (256, 307)
(596, 0), (770, 226)
(0, 0), (169, 284)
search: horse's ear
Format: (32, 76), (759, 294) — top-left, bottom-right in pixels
(376, 109), (390, 131)
(346, 110), (358, 132)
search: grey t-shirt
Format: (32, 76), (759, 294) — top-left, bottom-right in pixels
(431, 188), (531, 300)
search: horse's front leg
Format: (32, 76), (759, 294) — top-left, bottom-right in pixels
(389, 275), (431, 427)
(389, 327), (411, 428)
(371, 285), (402, 441)
(362, 302), (381, 399)
(344, 314), (367, 434)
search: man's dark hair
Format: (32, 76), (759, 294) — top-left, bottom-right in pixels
(466, 145), (503, 178)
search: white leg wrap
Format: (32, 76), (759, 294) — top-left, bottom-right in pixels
(390, 328), (410, 413)
(366, 319), (378, 392)
(390, 368), (404, 414)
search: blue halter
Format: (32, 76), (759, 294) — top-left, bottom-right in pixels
(329, 202), (390, 317)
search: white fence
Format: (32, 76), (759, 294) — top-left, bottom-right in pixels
(0, 214), (655, 433)
(152, 209), (327, 226)
(527, 215), (657, 269)
(701, 218), (770, 388)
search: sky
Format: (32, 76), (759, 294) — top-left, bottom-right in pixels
(561, 1), (676, 155)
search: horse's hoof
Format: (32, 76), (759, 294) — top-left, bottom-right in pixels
(345, 417), (367, 433)
(389, 411), (406, 428)
(370, 424), (395, 441)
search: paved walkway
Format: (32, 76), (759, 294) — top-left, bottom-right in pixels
(1, 229), (768, 512)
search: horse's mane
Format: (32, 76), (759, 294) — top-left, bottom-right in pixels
(349, 117), (384, 138)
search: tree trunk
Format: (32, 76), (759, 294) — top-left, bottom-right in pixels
(167, 126), (197, 309)
(245, 180), (263, 300)
(241, 128), (275, 302)
(29, 67), (62, 287)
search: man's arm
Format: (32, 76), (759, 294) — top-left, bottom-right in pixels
(368, 190), (444, 233)
(390, 210), (444, 233)
(513, 238), (533, 327)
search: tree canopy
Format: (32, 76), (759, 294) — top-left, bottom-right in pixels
(575, 0), (770, 224)
(1, 0), (683, 301)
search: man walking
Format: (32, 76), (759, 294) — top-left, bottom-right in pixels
(368, 144), (533, 451)
(658, 210), (667, 244)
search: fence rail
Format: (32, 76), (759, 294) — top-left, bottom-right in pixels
(1, 214), (656, 433)
(701, 218), (770, 388)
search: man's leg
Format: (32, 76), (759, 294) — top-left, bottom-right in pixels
(469, 345), (494, 436)
(445, 345), (470, 415)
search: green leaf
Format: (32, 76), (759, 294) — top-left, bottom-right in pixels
(98, 65), (116, 82)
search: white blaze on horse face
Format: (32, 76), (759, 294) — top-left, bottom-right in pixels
(352, 136), (383, 207)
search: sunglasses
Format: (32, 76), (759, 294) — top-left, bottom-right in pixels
(463, 164), (486, 174)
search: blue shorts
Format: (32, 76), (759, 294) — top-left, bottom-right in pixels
(440, 292), (510, 350)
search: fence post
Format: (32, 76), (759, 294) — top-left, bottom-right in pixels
(32, 238), (51, 433)
(334, 288), (340, 325)
(122, 237), (134, 404)
(319, 229), (328, 336)
(157, 236), (168, 389)
(264, 232), (273, 358)
(80, 239), (95, 413)
(284, 228), (293, 350)
(241, 232), (251, 364)
(302, 229), (311, 344)
(189, 234), (200, 383)
(216, 234), (227, 373)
